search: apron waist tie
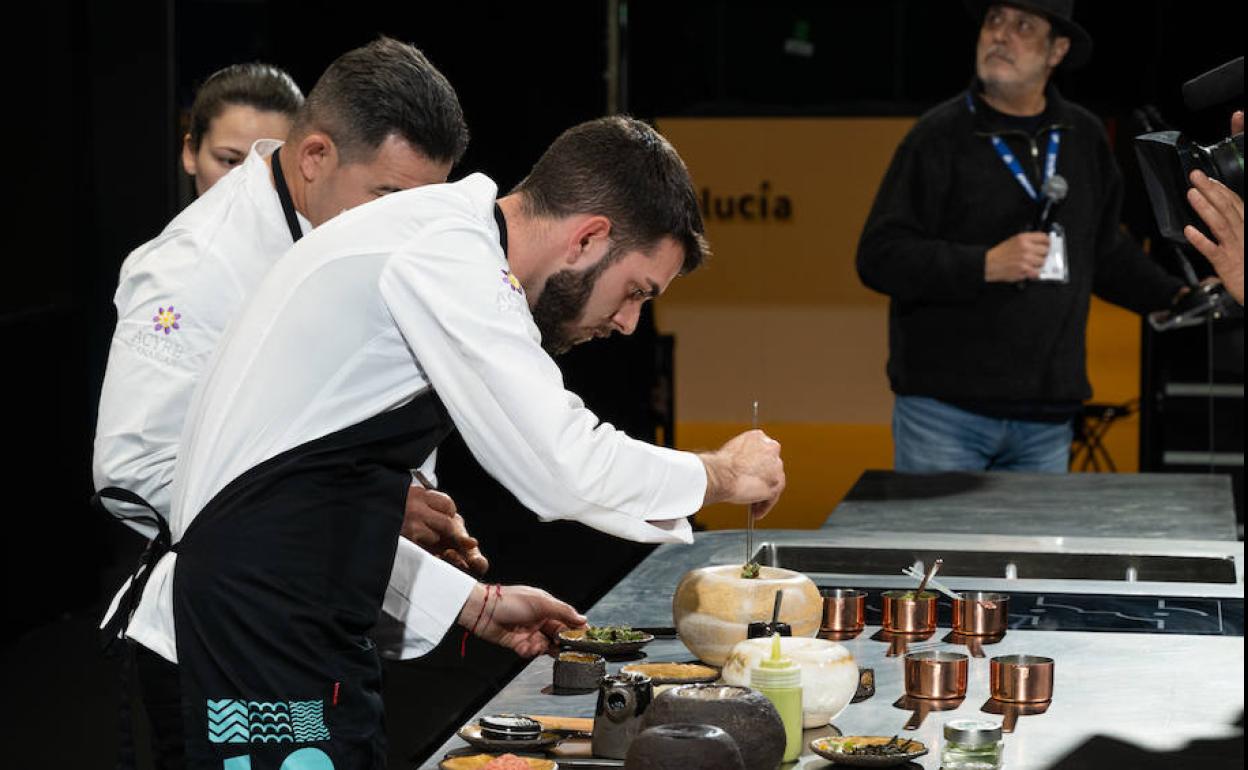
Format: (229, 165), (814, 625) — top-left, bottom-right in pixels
(93, 487), (177, 656)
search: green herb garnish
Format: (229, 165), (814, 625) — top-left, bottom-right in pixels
(834, 735), (917, 756)
(888, 589), (938, 601)
(584, 625), (646, 643)
(741, 562), (761, 579)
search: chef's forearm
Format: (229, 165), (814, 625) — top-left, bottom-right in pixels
(699, 450), (734, 506)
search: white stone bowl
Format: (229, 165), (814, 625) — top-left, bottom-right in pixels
(719, 636), (858, 728)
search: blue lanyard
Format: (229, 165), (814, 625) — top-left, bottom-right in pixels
(966, 91), (1061, 202)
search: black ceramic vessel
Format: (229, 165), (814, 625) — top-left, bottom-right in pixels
(640, 684), (784, 770)
(552, 651), (607, 691)
(624, 723), (746, 770)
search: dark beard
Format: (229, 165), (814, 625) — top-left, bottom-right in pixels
(531, 258), (610, 355)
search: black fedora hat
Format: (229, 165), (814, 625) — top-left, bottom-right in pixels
(965, 0), (1093, 70)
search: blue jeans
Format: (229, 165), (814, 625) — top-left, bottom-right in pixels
(893, 396), (1073, 473)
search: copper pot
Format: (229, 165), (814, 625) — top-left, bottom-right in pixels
(882, 590), (937, 634)
(897, 650), (968, 730)
(989, 654), (1054, 732)
(991, 654), (1054, 703)
(953, 592), (1010, 636)
(905, 650), (969, 700)
(820, 588), (866, 633)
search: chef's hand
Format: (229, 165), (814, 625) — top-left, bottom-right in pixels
(1184, 168), (1244, 306)
(699, 429), (786, 519)
(402, 485), (490, 576)
(985, 232), (1049, 282)
(458, 583), (587, 658)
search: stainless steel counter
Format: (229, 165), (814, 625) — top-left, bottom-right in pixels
(417, 530), (1245, 769)
(824, 471), (1240, 541)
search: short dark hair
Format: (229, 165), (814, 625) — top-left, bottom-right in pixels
(512, 116), (710, 275)
(293, 37), (468, 166)
(187, 63), (303, 150)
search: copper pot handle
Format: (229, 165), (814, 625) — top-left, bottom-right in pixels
(1002, 704), (1020, 733)
(967, 637), (985, 658)
(888, 636), (907, 658)
(904, 701), (928, 731)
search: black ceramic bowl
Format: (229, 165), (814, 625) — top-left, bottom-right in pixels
(640, 684), (784, 770)
(624, 723), (745, 770)
(553, 651), (607, 691)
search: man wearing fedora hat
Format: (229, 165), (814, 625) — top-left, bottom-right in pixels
(857, 1), (1187, 473)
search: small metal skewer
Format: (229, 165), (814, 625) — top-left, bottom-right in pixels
(915, 558), (943, 596)
(745, 400), (759, 567)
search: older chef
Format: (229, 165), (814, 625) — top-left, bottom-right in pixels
(93, 38), (483, 768)
(120, 115), (784, 769)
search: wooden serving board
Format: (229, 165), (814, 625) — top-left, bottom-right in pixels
(527, 715), (594, 735)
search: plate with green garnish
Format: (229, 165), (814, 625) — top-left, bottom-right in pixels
(809, 735), (927, 767)
(558, 625), (655, 655)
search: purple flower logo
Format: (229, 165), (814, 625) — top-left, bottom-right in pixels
(501, 269), (524, 295)
(153, 306), (181, 335)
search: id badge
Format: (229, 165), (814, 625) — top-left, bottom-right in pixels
(1038, 223), (1068, 282)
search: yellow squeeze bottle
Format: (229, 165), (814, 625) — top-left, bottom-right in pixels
(750, 632), (803, 763)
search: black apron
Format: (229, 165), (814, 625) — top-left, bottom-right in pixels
(174, 392), (453, 769)
(96, 144), (313, 770)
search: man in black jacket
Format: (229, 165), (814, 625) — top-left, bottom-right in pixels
(857, 0), (1185, 472)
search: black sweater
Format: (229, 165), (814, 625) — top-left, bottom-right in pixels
(856, 85), (1183, 405)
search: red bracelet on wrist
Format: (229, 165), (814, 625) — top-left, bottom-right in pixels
(484, 584), (503, 628)
(460, 583), (495, 658)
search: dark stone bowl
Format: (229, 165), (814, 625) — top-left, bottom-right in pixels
(624, 723), (745, 770)
(640, 684), (784, 770)
(552, 651), (606, 691)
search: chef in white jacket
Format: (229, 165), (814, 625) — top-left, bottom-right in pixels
(92, 38), (492, 768)
(130, 115), (784, 769)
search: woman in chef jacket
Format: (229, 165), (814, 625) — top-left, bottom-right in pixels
(180, 62), (303, 197)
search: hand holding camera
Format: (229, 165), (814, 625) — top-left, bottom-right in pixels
(1182, 112), (1245, 305)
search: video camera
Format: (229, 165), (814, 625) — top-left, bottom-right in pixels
(1134, 57), (1243, 331)
(1135, 56), (1243, 244)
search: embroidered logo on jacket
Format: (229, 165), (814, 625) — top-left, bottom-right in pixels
(152, 306), (182, 335)
(497, 269), (526, 314)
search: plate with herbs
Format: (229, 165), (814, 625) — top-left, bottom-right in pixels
(809, 735), (928, 767)
(558, 625), (654, 655)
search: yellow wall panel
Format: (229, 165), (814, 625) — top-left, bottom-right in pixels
(677, 421), (894, 531)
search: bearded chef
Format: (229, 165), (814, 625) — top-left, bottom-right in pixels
(113, 115), (784, 769)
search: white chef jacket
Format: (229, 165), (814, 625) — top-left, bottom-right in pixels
(94, 140), (436, 661)
(123, 172), (705, 663)
(93, 139), (308, 538)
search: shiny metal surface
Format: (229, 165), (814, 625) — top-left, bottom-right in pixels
(990, 654), (1055, 704)
(820, 587), (866, 632)
(905, 650), (969, 699)
(746, 531), (1243, 599)
(825, 471), (1239, 541)
(989, 654), (1056, 733)
(883, 590), (937, 633)
(953, 592), (1010, 636)
(417, 530), (1245, 769)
